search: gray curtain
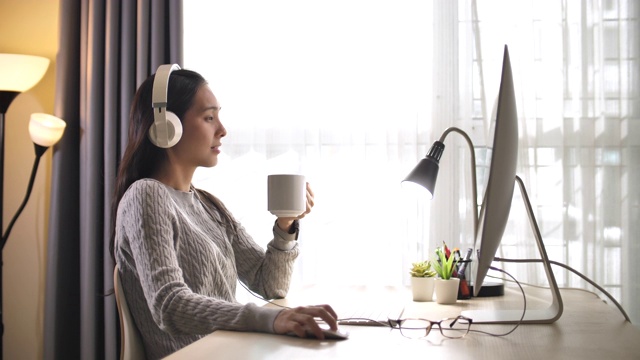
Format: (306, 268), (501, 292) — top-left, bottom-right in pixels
(43, 0), (182, 359)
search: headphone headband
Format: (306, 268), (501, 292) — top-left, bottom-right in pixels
(152, 64), (181, 110)
(150, 64), (182, 148)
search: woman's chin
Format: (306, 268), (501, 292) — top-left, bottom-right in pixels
(198, 157), (218, 168)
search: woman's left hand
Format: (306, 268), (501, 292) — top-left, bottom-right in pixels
(276, 182), (314, 231)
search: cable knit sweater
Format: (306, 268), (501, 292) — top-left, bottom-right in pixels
(114, 178), (299, 360)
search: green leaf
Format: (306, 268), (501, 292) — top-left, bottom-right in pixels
(432, 245), (459, 280)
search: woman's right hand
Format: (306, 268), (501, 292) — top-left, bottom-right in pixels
(273, 304), (338, 340)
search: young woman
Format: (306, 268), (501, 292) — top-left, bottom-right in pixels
(110, 66), (337, 359)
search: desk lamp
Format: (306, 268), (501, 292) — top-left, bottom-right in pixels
(402, 127), (505, 297)
(0, 53), (52, 359)
(402, 127), (479, 236)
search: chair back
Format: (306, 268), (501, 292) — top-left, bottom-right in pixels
(114, 265), (146, 360)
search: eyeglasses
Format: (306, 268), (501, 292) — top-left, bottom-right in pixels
(388, 315), (473, 339)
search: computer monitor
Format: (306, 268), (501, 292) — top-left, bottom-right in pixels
(462, 45), (563, 324)
(472, 45), (518, 297)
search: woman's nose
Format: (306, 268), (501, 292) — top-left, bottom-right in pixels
(217, 120), (227, 137)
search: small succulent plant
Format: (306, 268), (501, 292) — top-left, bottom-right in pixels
(409, 261), (436, 278)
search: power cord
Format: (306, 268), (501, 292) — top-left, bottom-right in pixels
(465, 266), (526, 337)
(238, 264), (610, 338)
(493, 257), (631, 323)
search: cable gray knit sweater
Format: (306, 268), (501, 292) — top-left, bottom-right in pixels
(114, 179), (299, 359)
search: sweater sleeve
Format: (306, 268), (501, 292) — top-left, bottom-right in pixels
(231, 220), (300, 300)
(118, 180), (283, 336)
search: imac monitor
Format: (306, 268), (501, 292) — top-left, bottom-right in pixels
(464, 45), (563, 324)
(472, 45), (518, 297)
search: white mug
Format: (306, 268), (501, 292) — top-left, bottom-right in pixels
(267, 174), (306, 217)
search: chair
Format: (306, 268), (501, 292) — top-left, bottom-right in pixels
(114, 265), (147, 360)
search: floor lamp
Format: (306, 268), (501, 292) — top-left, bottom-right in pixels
(0, 53), (52, 360)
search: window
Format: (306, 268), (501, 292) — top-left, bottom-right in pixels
(185, 0), (436, 287)
(184, 0), (640, 326)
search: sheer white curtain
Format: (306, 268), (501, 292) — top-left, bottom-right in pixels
(184, 0), (436, 288)
(184, 0), (639, 325)
(463, 0), (639, 326)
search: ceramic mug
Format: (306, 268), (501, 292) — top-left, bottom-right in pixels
(267, 174), (306, 218)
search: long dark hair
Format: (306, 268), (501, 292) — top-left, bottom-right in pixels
(110, 69), (236, 263)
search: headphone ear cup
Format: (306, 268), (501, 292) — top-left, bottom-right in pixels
(164, 111), (183, 147)
(148, 111), (183, 148)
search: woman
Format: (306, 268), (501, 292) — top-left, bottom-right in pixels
(110, 66), (338, 359)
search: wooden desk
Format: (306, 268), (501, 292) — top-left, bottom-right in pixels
(163, 285), (640, 360)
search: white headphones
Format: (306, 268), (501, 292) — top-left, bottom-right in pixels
(149, 64), (183, 148)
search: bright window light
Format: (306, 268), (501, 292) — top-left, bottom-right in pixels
(184, 0), (433, 286)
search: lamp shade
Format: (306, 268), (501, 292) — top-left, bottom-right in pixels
(0, 53), (50, 92)
(402, 141), (446, 199)
(29, 113), (66, 147)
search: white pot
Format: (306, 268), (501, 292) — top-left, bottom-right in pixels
(411, 277), (435, 302)
(434, 278), (460, 304)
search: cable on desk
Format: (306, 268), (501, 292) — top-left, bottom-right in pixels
(239, 268), (530, 337)
(465, 266), (527, 337)
(493, 257), (631, 323)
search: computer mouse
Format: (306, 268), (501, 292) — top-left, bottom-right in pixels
(317, 327), (349, 340)
(288, 327), (350, 340)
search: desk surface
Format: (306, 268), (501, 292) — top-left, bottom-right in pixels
(164, 285), (640, 360)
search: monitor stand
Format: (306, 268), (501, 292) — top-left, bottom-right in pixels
(469, 281), (504, 297)
(461, 175), (564, 324)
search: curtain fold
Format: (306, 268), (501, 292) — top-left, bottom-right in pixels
(44, 1), (183, 359)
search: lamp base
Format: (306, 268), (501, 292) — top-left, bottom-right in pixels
(469, 281), (505, 297)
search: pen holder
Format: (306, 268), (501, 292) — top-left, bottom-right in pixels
(456, 259), (472, 299)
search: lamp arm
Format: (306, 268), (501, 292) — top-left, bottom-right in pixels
(1, 144), (47, 248)
(438, 127), (479, 238)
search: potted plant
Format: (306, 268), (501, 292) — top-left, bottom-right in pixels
(409, 261), (435, 302)
(432, 242), (460, 304)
